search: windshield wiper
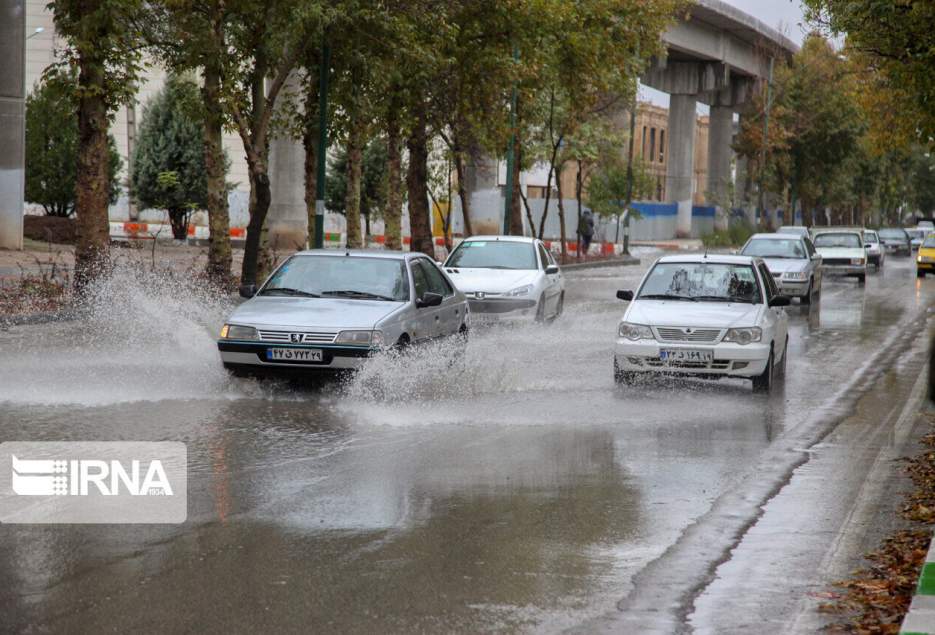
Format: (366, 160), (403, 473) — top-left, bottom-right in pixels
(321, 290), (396, 301)
(694, 295), (754, 304)
(638, 293), (698, 302)
(259, 287), (320, 297)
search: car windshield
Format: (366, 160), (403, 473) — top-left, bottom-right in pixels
(924, 235), (935, 248)
(879, 229), (907, 240)
(446, 240), (537, 270)
(777, 226), (806, 235)
(260, 255), (410, 301)
(638, 262), (762, 304)
(908, 229), (926, 239)
(741, 238), (807, 259)
(863, 232), (879, 244)
(814, 233), (861, 248)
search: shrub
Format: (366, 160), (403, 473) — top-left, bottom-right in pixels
(701, 221), (755, 248)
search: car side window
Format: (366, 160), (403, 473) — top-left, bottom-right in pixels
(537, 243), (550, 270)
(411, 261), (430, 300)
(757, 263), (776, 302)
(803, 238), (816, 257)
(415, 260), (453, 297)
(545, 247), (557, 267)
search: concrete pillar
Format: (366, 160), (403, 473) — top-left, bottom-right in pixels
(707, 105), (733, 231)
(267, 74), (307, 252)
(0, 0), (25, 250)
(665, 94), (696, 238)
(464, 152), (502, 236)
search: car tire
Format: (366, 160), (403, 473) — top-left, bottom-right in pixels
(752, 350), (774, 393)
(534, 295), (546, 323)
(778, 336), (788, 378)
(614, 359), (636, 385)
(223, 363), (252, 379)
(554, 293), (565, 319)
(857, 274), (866, 285)
(919, 270), (926, 278)
(801, 280), (812, 305)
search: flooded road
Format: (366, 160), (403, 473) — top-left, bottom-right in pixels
(1, 254), (933, 633)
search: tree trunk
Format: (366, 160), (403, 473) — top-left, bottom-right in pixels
(453, 152), (473, 237)
(538, 137), (561, 240)
(73, 52), (112, 293)
(203, 65), (232, 282)
(168, 208), (189, 240)
(241, 169), (272, 286)
(556, 162), (568, 261)
(575, 159), (584, 233)
(384, 112), (403, 250)
(510, 133), (523, 235)
(406, 104), (433, 257)
(520, 190), (537, 236)
(345, 114), (364, 249)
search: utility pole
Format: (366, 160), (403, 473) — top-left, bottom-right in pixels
(503, 45), (518, 235)
(758, 57), (775, 231)
(313, 42), (330, 249)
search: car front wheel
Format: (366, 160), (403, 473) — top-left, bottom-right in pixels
(614, 358), (636, 385)
(752, 350), (774, 393)
(857, 273), (866, 285)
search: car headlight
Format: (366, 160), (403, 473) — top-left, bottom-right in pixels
(851, 258), (864, 265)
(723, 327), (762, 345)
(505, 284), (534, 297)
(335, 330), (379, 346)
(221, 324), (258, 340)
(617, 322), (654, 341)
(783, 271), (808, 280)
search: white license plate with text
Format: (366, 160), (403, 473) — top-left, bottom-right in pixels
(267, 348), (323, 362)
(660, 349), (713, 364)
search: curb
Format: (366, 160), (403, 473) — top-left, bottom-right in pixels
(560, 256), (641, 270)
(901, 543), (935, 634)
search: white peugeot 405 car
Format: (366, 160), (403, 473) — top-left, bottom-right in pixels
(218, 250), (470, 376)
(614, 255), (790, 392)
(442, 236), (565, 322)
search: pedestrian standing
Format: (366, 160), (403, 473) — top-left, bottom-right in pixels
(577, 209), (595, 260)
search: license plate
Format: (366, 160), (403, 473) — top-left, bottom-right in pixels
(660, 349), (713, 363)
(266, 348), (323, 362)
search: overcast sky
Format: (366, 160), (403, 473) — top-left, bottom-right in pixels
(640, 0), (810, 108)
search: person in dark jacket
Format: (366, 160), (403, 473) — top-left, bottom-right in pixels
(577, 209), (595, 259)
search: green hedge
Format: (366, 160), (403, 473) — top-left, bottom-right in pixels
(701, 222), (755, 248)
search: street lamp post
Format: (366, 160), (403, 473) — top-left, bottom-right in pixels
(313, 42), (330, 249)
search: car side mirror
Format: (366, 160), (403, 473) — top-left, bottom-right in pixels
(436, 260), (443, 267)
(769, 295), (791, 307)
(864, 244), (871, 249)
(546, 265), (560, 275)
(616, 290), (634, 301)
(416, 292), (443, 308)
(239, 284), (257, 299)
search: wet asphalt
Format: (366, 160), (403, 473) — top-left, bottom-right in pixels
(1, 253), (933, 633)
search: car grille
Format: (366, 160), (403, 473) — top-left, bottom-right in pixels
(258, 329), (338, 344)
(655, 327), (722, 343)
(822, 258), (853, 266)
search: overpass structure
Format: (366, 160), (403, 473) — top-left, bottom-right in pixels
(646, 0), (798, 236)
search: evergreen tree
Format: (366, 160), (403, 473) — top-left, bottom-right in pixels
(326, 139), (388, 242)
(24, 72), (121, 218)
(132, 75), (210, 239)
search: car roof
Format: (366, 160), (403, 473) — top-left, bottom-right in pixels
(812, 228), (862, 235)
(748, 232), (804, 240)
(656, 254), (761, 265)
(460, 235), (538, 243)
(292, 249), (418, 260)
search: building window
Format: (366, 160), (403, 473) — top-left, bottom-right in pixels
(641, 126), (647, 158)
(659, 130), (665, 163)
(649, 128), (656, 164)
(657, 177), (664, 201)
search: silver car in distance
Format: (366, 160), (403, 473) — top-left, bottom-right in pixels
(218, 250), (470, 376)
(740, 232), (822, 304)
(442, 236), (565, 322)
(614, 255), (791, 393)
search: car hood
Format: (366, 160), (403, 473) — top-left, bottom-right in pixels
(228, 297), (405, 329)
(815, 246), (863, 259)
(760, 257), (808, 274)
(880, 238), (906, 245)
(443, 268), (539, 294)
(626, 300), (761, 328)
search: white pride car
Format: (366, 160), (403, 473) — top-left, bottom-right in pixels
(614, 255), (790, 392)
